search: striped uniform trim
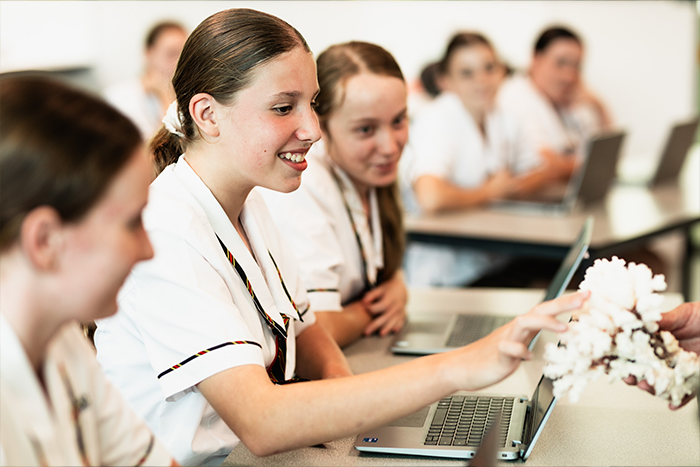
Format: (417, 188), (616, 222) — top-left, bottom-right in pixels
(134, 434), (155, 466)
(57, 364), (90, 467)
(306, 288), (339, 293)
(299, 303), (311, 318)
(268, 251), (304, 322)
(329, 169), (375, 292)
(217, 235), (287, 340)
(157, 341), (262, 379)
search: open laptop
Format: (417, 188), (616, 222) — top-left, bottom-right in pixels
(355, 374), (558, 461)
(492, 132), (625, 215)
(649, 117), (699, 188)
(391, 216), (593, 356)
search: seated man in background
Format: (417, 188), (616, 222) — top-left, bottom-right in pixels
(498, 26), (612, 181)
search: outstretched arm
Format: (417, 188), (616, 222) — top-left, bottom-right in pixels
(197, 291), (588, 456)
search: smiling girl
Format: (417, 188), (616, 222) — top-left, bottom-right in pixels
(260, 42), (408, 346)
(94, 9), (587, 466)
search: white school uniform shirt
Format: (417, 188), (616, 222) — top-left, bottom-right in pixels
(258, 142), (383, 311)
(103, 79), (163, 140)
(95, 156), (314, 466)
(0, 315), (172, 466)
(497, 74), (604, 159)
(403, 91), (538, 287)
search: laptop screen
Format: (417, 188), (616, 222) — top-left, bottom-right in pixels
(542, 216), (593, 302)
(522, 376), (557, 460)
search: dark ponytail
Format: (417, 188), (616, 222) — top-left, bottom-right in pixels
(149, 8), (309, 174)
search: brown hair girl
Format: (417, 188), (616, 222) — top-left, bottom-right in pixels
(150, 8), (309, 174)
(315, 41), (406, 286)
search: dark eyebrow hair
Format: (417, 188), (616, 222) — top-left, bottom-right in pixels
(270, 89), (320, 100)
(350, 107), (408, 125)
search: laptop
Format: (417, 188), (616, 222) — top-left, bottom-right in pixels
(492, 132), (626, 215)
(391, 216), (593, 356)
(355, 374), (558, 461)
(649, 117), (699, 188)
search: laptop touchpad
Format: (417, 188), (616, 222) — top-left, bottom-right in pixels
(387, 407), (430, 427)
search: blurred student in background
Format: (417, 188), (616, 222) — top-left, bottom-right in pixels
(260, 41), (408, 347)
(0, 77), (174, 466)
(403, 32), (562, 287)
(498, 26), (612, 177)
(104, 21), (187, 140)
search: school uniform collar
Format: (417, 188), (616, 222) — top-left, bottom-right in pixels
(324, 150), (384, 285)
(0, 315), (77, 464)
(172, 156), (298, 326)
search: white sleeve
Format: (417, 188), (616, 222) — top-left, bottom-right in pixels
(73, 328), (173, 466)
(409, 109), (461, 182)
(120, 229), (267, 400)
(505, 114), (543, 174)
(260, 186), (345, 313)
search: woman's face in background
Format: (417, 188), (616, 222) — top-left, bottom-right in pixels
(324, 72), (408, 195)
(442, 43), (504, 116)
(146, 27), (187, 78)
(530, 38), (583, 107)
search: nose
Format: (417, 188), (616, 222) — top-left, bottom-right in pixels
(378, 129), (402, 157)
(296, 108), (322, 144)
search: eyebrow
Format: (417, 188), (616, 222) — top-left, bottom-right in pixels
(270, 89), (320, 100)
(350, 107), (408, 125)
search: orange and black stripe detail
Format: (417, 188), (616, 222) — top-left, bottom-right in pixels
(157, 341), (262, 379)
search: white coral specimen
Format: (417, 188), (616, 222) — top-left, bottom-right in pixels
(544, 256), (699, 406)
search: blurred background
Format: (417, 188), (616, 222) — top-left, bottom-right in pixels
(1, 0), (698, 298)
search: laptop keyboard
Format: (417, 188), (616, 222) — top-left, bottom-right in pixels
(424, 395), (514, 447)
(445, 315), (513, 347)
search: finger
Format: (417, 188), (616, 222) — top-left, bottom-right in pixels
(498, 341), (533, 361)
(532, 291), (589, 317)
(669, 393), (695, 410)
(364, 312), (393, 336)
(366, 296), (392, 315)
(509, 314), (567, 342)
(379, 314), (406, 336)
(623, 375), (638, 386)
(362, 287), (383, 305)
(637, 380), (655, 395)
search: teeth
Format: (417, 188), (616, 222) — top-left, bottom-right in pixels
(278, 152), (306, 163)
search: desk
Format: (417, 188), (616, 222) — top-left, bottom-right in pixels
(405, 184), (700, 299)
(223, 288), (698, 466)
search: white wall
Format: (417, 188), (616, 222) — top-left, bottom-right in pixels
(1, 1), (696, 178)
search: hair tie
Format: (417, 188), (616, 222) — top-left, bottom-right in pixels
(162, 101), (185, 137)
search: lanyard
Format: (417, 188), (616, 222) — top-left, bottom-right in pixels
(216, 235), (304, 384)
(329, 169), (376, 293)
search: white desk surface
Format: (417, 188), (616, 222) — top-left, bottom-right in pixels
(223, 288), (698, 466)
(405, 184), (700, 250)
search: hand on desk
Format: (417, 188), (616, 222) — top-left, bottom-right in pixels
(624, 301), (700, 409)
(362, 271), (408, 337)
(446, 291), (589, 392)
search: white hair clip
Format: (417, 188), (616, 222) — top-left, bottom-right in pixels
(162, 101), (185, 137)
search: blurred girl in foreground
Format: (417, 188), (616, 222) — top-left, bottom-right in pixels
(0, 77), (174, 466)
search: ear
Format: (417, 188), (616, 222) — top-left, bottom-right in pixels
(189, 93), (221, 139)
(19, 207), (64, 272)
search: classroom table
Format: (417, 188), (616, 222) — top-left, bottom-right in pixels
(223, 288), (699, 466)
(405, 183), (700, 299)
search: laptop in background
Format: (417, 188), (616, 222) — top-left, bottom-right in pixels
(491, 132), (625, 215)
(391, 217), (593, 356)
(649, 117), (699, 188)
(355, 368), (559, 461)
